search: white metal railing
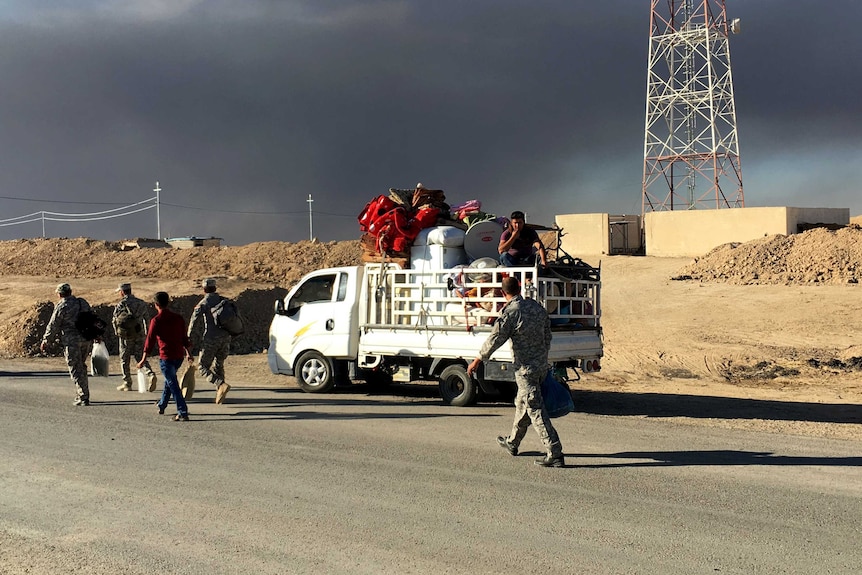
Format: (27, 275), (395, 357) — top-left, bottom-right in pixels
(363, 264), (600, 330)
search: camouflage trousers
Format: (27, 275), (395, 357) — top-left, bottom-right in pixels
(508, 368), (563, 457)
(64, 340), (92, 402)
(198, 336), (230, 386)
(119, 337), (155, 385)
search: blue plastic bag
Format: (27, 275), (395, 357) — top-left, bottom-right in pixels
(541, 369), (574, 418)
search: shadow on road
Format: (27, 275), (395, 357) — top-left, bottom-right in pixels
(13, 363), (858, 427)
(198, 410), (496, 422)
(0, 370), (70, 378)
(569, 450), (862, 468)
(574, 390), (862, 425)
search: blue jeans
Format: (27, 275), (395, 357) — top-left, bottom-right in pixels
(157, 358), (188, 417)
(500, 252), (537, 267)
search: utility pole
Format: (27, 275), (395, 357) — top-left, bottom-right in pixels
(307, 194), (314, 241)
(642, 0), (744, 214)
(154, 181), (162, 239)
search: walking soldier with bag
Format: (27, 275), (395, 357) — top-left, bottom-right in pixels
(467, 276), (565, 467)
(112, 282), (158, 392)
(188, 278), (243, 404)
(40, 283), (98, 406)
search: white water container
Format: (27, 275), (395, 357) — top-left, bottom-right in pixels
(410, 244), (468, 271)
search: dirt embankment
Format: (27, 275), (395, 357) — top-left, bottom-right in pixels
(672, 225), (862, 285)
(0, 238), (361, 357)
(3, 225), (862, 363)
(0, 237), (361, 284)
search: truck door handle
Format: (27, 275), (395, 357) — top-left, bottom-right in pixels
(326, 319), (334, 331)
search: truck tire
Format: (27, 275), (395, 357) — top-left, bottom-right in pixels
(296, 351), (335, 393)
(438, 364), (477, 407)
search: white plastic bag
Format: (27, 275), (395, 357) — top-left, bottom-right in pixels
(427, 226), (466, 247)
(90, 341), (110, 376)
(137, 369), (148, 393)
(415, 226), (466, 247)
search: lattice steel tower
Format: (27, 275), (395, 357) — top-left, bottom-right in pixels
(642, 0), (744, 214)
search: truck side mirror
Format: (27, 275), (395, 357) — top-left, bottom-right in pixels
(285, 298), (302, 316)
(274, 299), (285, 315)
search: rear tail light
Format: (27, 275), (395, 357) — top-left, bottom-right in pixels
(583, 359), (601, 372)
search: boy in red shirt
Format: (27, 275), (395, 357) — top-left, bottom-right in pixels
(137, 291), (193, 421)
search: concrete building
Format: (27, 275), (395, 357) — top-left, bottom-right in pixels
(556, 207), (849, 258)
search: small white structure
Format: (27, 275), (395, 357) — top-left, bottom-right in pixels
(166, 236), (223, 249)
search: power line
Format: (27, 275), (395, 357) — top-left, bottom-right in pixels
(42, 197), (157, 218)
(0, 197), (158, 231)
(0, 190), (357, 239)
(0, 195), (134, 206)
(160, 201), (355, 217)
(1, 194), (357, 217)
(44, 204), (156, 222)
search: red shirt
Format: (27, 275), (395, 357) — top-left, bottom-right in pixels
(143, 308), (191, 360)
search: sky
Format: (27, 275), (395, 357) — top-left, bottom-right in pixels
(0, 0), (860, 245)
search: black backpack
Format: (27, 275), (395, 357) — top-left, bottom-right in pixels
(75, 309), (107, 341)
(211, 298), (244, 337)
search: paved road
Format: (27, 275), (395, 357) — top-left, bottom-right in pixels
(1, 359), (861, 574)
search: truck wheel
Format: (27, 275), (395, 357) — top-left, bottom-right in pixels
(296, 351), (335, 393)
(438, 364), (477, 407)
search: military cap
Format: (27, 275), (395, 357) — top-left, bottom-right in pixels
(116, 282), (132, 292)
(202, 278), (217, 288)
(56, 283), (71, 295)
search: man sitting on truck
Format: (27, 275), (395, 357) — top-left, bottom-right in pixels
(498, 210), (548, 268)
(466, 276), (564, 468)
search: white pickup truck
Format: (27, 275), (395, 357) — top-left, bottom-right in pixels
(267, 261), (602, 406)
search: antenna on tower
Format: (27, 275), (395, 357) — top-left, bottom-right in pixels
(641, 0), (744, 215)
(730, 18), (741, 34)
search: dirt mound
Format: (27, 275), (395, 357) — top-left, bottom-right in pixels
(0, 237), (361, 285)
(8, 225), (861, 358)
(0, 237), (362, 358)
(672, 225), (862, 285)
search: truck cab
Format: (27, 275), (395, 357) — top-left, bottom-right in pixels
(268, 267), (361, 391)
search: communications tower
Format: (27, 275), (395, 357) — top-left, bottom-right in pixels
(642, 0), (744, 214)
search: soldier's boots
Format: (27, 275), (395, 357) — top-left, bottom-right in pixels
(117, 383), (132, 391)
(496, 436), (518, 456)
(534, 453), (565, 468)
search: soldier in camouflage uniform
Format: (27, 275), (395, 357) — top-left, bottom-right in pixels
(40, 283), (93, 406)
(468, 276), (564, 467)
(188, 278), (232, 404)
(112, 283), (158, 392)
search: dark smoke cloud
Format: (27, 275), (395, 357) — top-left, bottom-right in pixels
(1, 1), (859, 244)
